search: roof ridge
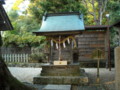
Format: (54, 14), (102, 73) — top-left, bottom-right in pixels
(45, 12), (81, 17)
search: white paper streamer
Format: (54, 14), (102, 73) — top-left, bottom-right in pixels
(67, 38), (70, 44)
(63, 42), (66, 48)
(56, 43), (58, 49)
(51, 40), (53, 46)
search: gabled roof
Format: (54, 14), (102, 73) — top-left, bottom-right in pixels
(0, 4), (13, 31)
(33, 12), (85, 36)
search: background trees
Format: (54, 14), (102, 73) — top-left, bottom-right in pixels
(107, 0), (120, 24)
(28, 0), (87, 23)
(3, 0), (120, 48)
(82, 0), (108, 25)
(3, 9), (46, 48)
(107, 0), (120, 46)
(3, 0), (87, 48)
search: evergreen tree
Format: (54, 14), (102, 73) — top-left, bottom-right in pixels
(28, 0), (87, 23)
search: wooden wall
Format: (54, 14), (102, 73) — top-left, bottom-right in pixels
(51, 31), (107, 63)
(76, 31), (107, 62)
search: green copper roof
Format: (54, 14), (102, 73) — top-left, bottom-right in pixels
(34, 12), (85, 35)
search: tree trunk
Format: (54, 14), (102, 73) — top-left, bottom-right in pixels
(0, 33), (35, 90)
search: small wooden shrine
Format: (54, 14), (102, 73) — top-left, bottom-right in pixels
(33, 12), (89, 85)
(34, 12), (110, 68)
(34, 12), (85, 64)
(33, 11), (113, 85)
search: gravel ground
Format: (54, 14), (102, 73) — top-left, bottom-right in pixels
(8, 67), (42, 83)
(8, 67), (115, 90)
(85, 68), (115, 84)
(85, 68), (115, 90)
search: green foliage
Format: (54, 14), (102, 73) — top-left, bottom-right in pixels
(8, 10), (19, 21)
(8, 11), (40, 33)
(17, 15), (40, 32)
(3, 30), (46, 48)
(4, 0), (87, 48)
(110, 27), (119, 47)
(3, 9), (46, 48)
(12, 0), (24, 10)
(107, 1), (120, 24)
(107, 1), (120, 47)
(28, 0), (87, 23)
(29, 53), (47, 63)
(0, 33), (2, 47)
(3, 0), (120, 48)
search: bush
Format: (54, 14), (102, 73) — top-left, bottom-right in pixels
(29, 53), (47, 63)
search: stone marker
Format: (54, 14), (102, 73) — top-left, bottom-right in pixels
(115, 46), (120, 90)
(42, 85), (71, 90)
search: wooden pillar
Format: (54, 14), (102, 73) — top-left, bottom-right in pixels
(115, 46), (120, 90)
(105, 31), (108, 68)
(106, 25), (111, 71)
(49, 40), (53, 63)
(71, 41), (73, 64)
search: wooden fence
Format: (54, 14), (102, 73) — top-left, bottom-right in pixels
(0, 47), (44, 63)
(1, 54), (29, 63)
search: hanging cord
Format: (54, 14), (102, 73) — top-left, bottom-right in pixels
(48, 36), (77, 48)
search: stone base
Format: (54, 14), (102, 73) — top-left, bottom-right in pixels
(40, 65), (81, 76)
(33, 76), (88, 85)
(33, 65), (89, 85)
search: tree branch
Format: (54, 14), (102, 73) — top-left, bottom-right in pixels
(91, 0), (97, 18)
(102, 0), (108, 13)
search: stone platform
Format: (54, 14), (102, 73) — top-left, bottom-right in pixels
(33, 65), (88, 85)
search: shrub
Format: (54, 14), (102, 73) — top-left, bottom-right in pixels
(29, 53), (46, 63)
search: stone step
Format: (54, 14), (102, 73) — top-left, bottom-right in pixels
(33, 76), (88, 85)
(42, 85), (71, 90)
(40, 65), (81, 76)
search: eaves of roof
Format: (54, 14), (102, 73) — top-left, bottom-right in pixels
(0, 4), (13, 31)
